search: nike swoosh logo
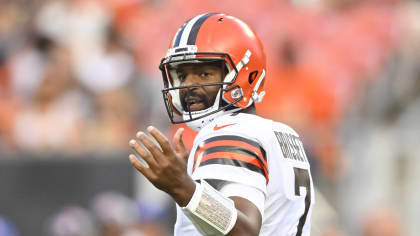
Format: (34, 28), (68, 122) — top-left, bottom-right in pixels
(213, 123), (237, 131)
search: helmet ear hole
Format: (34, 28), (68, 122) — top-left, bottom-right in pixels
(248, 71), (259, 84)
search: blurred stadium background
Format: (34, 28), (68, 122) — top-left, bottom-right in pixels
(0, 0), (419, 235)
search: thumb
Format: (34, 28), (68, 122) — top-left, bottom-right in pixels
(173, 128), (189, 160)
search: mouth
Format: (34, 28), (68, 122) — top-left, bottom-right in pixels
(185, 97), (206, 111)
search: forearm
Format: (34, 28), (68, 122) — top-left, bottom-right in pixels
(227, 197), (261, 236)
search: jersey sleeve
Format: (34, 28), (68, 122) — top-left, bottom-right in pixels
(190, 133), (268, 194)
(220, 182), (265, 217)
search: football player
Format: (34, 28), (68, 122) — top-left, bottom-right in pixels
(129, 13), (315, 236)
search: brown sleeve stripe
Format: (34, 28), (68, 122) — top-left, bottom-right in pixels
(200, 158), (266, 178)
(193, 145), (269, 183)
(200, 151), (264, 168)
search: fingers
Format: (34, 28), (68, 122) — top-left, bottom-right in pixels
(129, 139), (158, 170)
(146, 126), (173, 155)
(173, 128), (189, 160)
(128, 154), (154, 178)
(130, 126), (178, 171)
(136, 129), (169, 163)
(173, 127), (185, 150)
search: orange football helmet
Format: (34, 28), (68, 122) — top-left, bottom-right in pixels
(160, 13), (266, 130)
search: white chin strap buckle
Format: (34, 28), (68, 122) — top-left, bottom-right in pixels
(252, 91), (265, 103)
(251, 69), (266, 103)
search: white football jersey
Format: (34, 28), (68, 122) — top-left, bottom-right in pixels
(174, 112), (315, 236)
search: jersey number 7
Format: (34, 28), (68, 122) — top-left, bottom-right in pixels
(293, 167), (311, 236)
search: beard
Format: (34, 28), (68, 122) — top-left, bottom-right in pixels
(180, 90), (212, 112)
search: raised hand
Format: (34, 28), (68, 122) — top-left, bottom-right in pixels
(129, 126), (195, 207)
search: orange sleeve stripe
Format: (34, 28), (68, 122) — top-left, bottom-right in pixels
(200, 152), (263, 168)
(198, 152), (269, 182)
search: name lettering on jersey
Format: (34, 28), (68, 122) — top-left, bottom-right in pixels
(274, 131), (308, 162)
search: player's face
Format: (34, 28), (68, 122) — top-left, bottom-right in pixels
(176, 62), (223, 112)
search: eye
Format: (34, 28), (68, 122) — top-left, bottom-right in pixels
(177, 73), (186, 82)
(200, 72), (211, 78)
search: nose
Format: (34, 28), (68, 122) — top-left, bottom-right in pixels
(180, 74), (202, 97)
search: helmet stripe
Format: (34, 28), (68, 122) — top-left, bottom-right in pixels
(173, 23), (187, 47)
(178, 14), (206, 47)
(177, 13), (215, 47)
(173, 14), (202, 47)
(186, 13), (215, 45)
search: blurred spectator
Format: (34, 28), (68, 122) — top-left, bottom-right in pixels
(0, 216), (19, 236)
(8, 34), (52, 103)
(311, 189), (346, 236)
(362, 207), (402, 236)
(90, 191), (170, 236)
(75, 27), (135, 94)
(337, 1), (420, 236)
(84, 88), (137, 153)
(11, 44), (92, 154)
(76, 26), (139, 153)
(90, 191), (141, 236)
(0, 95), (18, 153)
(35, 0), (111, 63)
(45, 205), (98, 236)
(0, 1), (28, 62)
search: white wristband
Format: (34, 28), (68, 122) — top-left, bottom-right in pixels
(182, 180), (238, 235)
